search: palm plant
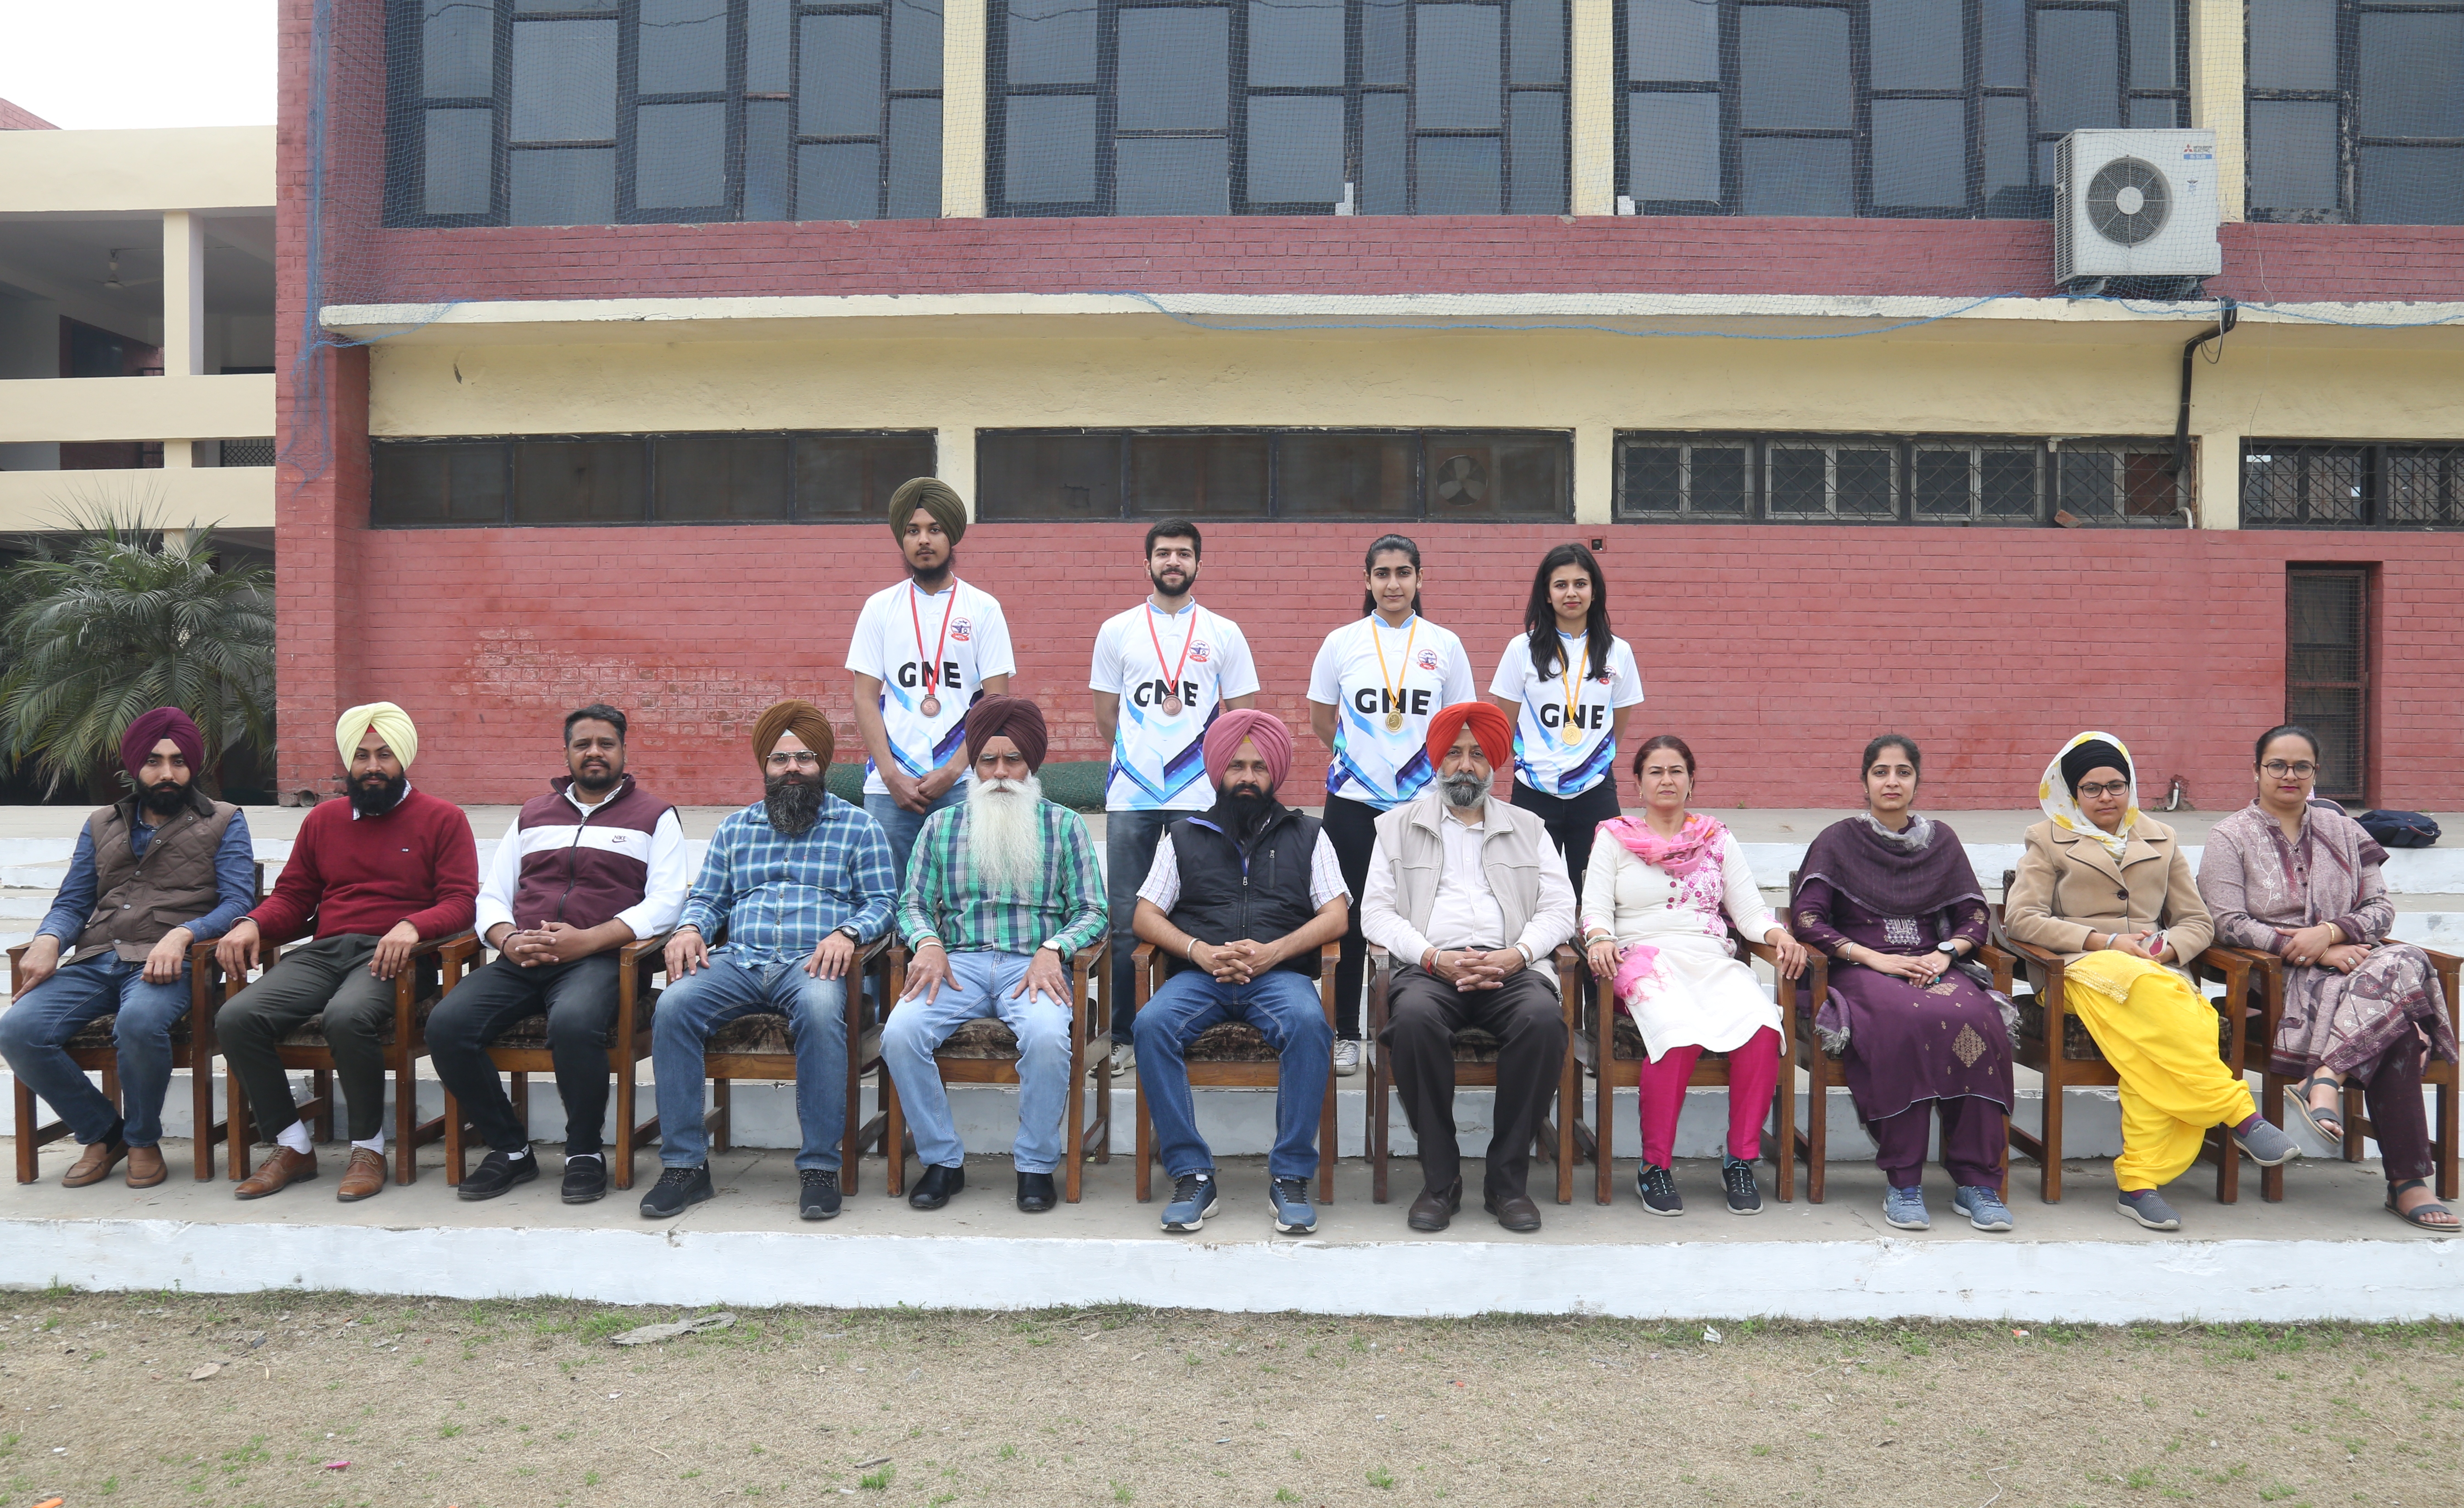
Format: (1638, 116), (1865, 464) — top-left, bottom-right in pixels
(0, 508), (274, 798)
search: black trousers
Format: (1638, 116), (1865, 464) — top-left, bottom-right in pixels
(1379, 963), (1568, 1201)
(1321, 793), (1383, 1039)
(1509, 778), (1621, 899)
(426, 953), (623, 1156)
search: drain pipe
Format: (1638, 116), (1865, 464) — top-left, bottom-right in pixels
(2169, 299), (2239, 518)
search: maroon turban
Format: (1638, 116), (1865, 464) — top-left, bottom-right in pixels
(964, 695), (1049, 772)
(1203, 709), (1293, 792)
(1425, 702), (1512, 773)
(121, 707), (204, 778)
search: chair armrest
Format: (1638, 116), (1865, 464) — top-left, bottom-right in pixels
(406, 930), (474, 961)
(1998, 934), (2063, 971)
(858, 933), (894, 967)
(440, 934), (483, 969)
(1976, 943), (2016, 996)
(619, 930), (672, 967)
(2423, 948), (2463, 1032)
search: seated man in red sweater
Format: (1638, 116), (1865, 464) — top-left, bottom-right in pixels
(215, 703), (478, 1201)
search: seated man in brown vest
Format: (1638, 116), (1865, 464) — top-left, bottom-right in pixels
(0, 709), (254, 1188)
(427, 704), (691, 1205)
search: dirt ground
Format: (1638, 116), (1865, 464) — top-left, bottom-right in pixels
(0, 1294), (2452, 1508)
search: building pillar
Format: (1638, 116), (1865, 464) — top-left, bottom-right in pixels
(2187, 0), (2245, 222)
(1574, 424), (1613, 523)
(1569, 0), (1617, 216)
(938, 423), (979, 516)
(2196, 427), (2242, 529)
(942, 0), (989, 218)
(162, 210), (206, 471)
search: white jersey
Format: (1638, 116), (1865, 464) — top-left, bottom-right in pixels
(1089, 600), (1260, 811)
(1305, 614), (1475, 809)
(1489, 631), (1645, 797)
(845, 577), (1016, 795)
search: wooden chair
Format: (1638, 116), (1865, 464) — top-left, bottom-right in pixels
(2333, 947), (2462, 1202)
(879, 942), (1113, 1203)
(220, 931), (474, 1186)
(437, 931), (671, 1193)
(699, 936), (899, 1194)
(1365, 944), (1582, 1206)
(1128, 941), (1339, 1205)
(1570, 927), (1813, 1206)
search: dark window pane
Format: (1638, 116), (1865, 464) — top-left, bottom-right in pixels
(1005, 0), (1097, 85)
(2035, 9), (2119, 134)
(2055, 448), (2116, 519)
(1834, 444), (1897, 518)
(2359, 145), (2464, 226)
(795, 435), (938, 518)
(745, 98), (793, 220)
(638, 0), (726, 95)
(1739, 7), (1850, 130)
(1622, 445), (1685, 514)
(2358, 14), (2464, 139)
(1740, 136), (1852, 215)
(1117, 8), (1228, 130)
(1363, 0), (1409, 84)
(1510, 0), (1565, 84)
(1979, 447), (2039, 519)
(1004, 96), (1099, 203)
(636, 101), (728, 207)
(1626, 0), (1717, 81)
(2127, 0), (2174, 89)
(1767, 444), (1829, 516)
(653, 435), (791, 520)
(1427, 434), (1567, 516)
(518, 0), (614, 10)
(1128, 435), (1271, 516)
(2122, 450), (2177, 517)
(1980, 0), (2024, 87)
(887, 97), (943, 217)
(747, 0), (793, 92)
(2249, 100), (2339, 213)
(424, 109), (493, 216)
(1249, 96), (1346, 203)
(423, 0), (493, 98)
(1278, 433), (1415, 517)
(1360, 93), (1409, 211)
(373, 442), (507, 526)
(510, 146), (616, 223)
(511, 20), (617, 142)
(1873, 97), (1967, 208)
(798, 141), (880, 218)
(1117, 138), (1231, 213)
(1417, 135), (1502, 212)
(2248, 0), (2335, 90)
(977, 434), (1126, 518)
(2129, 96), (2177, 128)
(1870, 0), (1962, 91)
(891, 0), (945, 91)
(803, 15), (884, 136)
(1686, 444), (1750, 514)
(1508, 92), (1566, 212)
(1415, 6), (1503, 129)
(1628, 92), (1720, 201)
(1251, 0), (1345, 84)
(1980, 95), (2035, 213)
(1913, 448), (1975, 518)
(513, 439), (646, 524)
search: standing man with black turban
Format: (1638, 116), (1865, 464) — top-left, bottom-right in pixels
(639, 700), (898, 1222)
(1, 708), (253, 1189)
(847, 477), (1015, 883)
(886, 696), (1109, 1214)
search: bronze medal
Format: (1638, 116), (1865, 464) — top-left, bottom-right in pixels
(919, 694), (942, 718)
(1383, 711), (1405, 734)
(1161, 694), (1184, 717)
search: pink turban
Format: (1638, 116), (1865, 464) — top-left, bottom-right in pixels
(121, 707), (204, 777)
(1426, 702), (1513, 772)
(1203, 709), (1293, 792)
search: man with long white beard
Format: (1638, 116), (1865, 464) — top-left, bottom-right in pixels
(886, 696), (1108, 1213)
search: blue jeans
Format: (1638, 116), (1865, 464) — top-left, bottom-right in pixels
(0, 953), (191, 1147)
(865, 787), (965, 888)
(1134, 967), (1332, 1182)
(652, 959), (848, 1172)
(880, 951), (1071, 1174)
(1104, 808), (1175, 1044)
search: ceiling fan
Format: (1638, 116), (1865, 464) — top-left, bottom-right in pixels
(98, 248), (160, 290)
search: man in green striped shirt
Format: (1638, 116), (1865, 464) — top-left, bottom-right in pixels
(886, 697), (1108, 1214)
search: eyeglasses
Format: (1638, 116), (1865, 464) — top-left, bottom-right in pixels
(2260, 761), (2318, 778)
(765, 752), (822, 770)
(2075, 781), (2131, 799)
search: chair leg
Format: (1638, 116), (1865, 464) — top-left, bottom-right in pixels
(1556, 1025), (1577, 1206)
(12, 1082), (36, 1185)
(190, 1052), (217, 1181)
(393, 1055), (417, 1185)
(2438, 1072), (2459, 1203)
(312, 1067), (335, 1144)
(1134, 1069), (1153, 1202)
(709, 1077), (732, 1152)
(1770, 1038), (1793, 1206)
(1369, 1051), (1389, 1205)
(882, 1072), (905, 1197)
(842, 989), (864, 1197)
(2260, 1069), (2289, 1202)
(226, 1067), (251, 1179)
(612, 1054), (637, 1193)
(1065, 1029), (1087, 1206)
(442, 1087), (466, 1185)
(1807, 1049), (1830, 1206)
(1594, 1026), (1613, 1207)
(2040, 1065), (2066, 1204)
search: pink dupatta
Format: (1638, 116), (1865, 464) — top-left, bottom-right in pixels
(1598, 814), (1731, 1005)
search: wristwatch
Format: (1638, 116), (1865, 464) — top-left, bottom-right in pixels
(833, 924), (861, 943)
(1934, 941), (1962, 958)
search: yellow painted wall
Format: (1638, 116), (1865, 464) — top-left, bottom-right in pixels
(0, 127), (274, 213)
(0, 374), (276, 447)
(0, 465), (273, 533)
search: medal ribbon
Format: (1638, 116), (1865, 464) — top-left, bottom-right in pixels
(1143, 604), (1197, 708)
(1370, 614), (1419, 725)
(1559, 632), (1588, 740)
(909, 582), (957, 703)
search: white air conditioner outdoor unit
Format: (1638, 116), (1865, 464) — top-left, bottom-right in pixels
(2054, 128), (2221, 293)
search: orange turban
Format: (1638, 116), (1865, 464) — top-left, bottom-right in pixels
(1425, 702), (1512, 772)
(752, 699), (834, 769)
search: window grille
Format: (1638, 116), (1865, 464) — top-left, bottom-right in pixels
(1616, 432), (2187, 523)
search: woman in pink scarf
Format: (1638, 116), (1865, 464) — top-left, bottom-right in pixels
(1577, 736), (1805, 1216)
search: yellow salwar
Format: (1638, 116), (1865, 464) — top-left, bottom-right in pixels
(2062, 950), (2257, 1191)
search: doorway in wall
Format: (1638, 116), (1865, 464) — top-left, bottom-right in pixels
(2285, 565), (2373, 805)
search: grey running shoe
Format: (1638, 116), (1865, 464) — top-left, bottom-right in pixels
(2116, 1188), (2183, 1230)
(1883, 1184), (1930, 1231)
(1952, 1184), (2014, 1232)
(1161, 1170), (1220, 1233)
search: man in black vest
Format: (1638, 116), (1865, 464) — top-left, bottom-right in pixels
(1130, 711), (1346, 1236)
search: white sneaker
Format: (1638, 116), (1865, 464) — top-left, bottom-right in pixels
(1108, 1040), (1136, 1077)
(1332, 1039), (1362, 1078)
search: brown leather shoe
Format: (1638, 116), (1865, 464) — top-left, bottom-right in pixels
(235, 1145), (318, 1200)
(61, 1139), (128, 1188)
(1407, 1179), (1462, 1233)
(123, 1145), (168, 1189)
(336, 1147), (388, 1202)
(1484, 1190), (1543, 1233)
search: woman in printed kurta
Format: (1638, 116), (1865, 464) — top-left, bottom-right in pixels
(2197, 725), (2457, 1230)
(1789, 735), (2016, 1234)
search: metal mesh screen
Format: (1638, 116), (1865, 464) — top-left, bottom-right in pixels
(1614, 432), (2186, 524)
(2243, 441), (2464, 528)
(2284, 565), (2369, 802)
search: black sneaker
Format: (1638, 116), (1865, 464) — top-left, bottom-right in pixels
(640, 1164), (713, 1220)
(1721, 1158), (1762, 1216)
(458, 1149), (539, 1202)
(560, 1153), (608, 1205)
(1636, 1162), (1683, 1216)
(799, 1168), (842, 1220)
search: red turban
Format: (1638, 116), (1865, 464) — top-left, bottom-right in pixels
(1203, 709), (1293, 791)
(121, 707), (204, 778)
(1425, 702), (1512, 773)
(964, 695), (1049, 771)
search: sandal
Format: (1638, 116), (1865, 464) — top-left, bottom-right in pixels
(2289, 1071), (2345, 1143)
(2385, 1177), (2459, 1233)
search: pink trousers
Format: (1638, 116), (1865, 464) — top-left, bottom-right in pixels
(1635, 1026), (1780, 1168)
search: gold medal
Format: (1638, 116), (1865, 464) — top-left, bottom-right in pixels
(919, 695), (942, 718)
(1383, 711), (1405, 734)
(1561, 723), (1584, 746)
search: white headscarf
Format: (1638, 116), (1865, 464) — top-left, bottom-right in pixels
(2038, 730), (2140, 861)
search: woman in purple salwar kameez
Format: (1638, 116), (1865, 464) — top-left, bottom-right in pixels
(1790, 735), (2017, 1234)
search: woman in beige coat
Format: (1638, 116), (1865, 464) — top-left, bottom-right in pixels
(2005, 732), (2299, 1232)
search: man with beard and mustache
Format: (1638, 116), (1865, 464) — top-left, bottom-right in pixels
(886, 696), (1108, 1214)
(216, 703), (478, 1202)
(1361, 703), (1575, 1234)
(427, 704), (691, 1205)
(1088, 518), (1258, 1078)
(639, 701), (897, 1221)
(1, 708), (253, 1189)
(1129, 710), (1345, 1235)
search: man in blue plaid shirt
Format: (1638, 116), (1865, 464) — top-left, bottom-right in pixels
(641, 702), (897, 1223)
(887, 697), (1108, 1214)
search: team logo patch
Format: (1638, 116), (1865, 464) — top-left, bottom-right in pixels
(948, 618), (973, 642)
(1188, 641), (1211, 662)
(1414, 648), (1440, 670)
